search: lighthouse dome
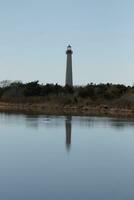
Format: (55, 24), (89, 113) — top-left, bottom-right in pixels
(66, 45), (73, 54)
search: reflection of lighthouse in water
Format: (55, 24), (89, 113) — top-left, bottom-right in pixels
(65, 116), (72, 151)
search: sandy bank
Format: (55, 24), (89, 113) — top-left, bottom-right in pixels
(0, 102), (133, 118)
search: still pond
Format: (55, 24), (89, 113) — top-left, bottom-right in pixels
(0, 113), (134, 200)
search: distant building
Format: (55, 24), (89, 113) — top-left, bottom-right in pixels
(65, 45), (73, 86)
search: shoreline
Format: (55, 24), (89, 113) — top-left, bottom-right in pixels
(0, 102), (134, 118)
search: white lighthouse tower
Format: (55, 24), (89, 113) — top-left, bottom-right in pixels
(65, 45), (73, 86)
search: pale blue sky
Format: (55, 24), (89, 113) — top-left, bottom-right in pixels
(0, 0), (134, 85)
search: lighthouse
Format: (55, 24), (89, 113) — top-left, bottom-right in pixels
(65, 45), (73, 86)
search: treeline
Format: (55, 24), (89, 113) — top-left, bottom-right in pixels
(0, 80), (133, 102)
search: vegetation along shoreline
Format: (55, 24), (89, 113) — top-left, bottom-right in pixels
(0, 80), (134, 117)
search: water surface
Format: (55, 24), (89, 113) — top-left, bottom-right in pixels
(0, 113), (134, 200)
